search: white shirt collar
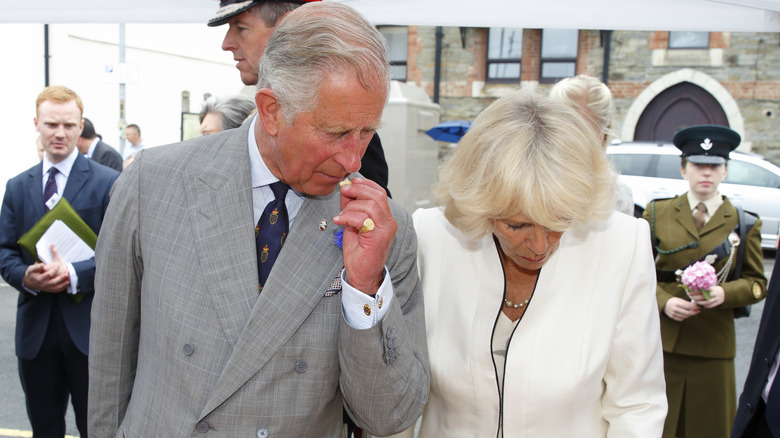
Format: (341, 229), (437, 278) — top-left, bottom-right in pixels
(248, 114), (284, 189)
(85, 137), (100, 158)
(43, 146), (79, 178)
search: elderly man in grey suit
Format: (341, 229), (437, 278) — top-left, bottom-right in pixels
(88, 3), (429, 437)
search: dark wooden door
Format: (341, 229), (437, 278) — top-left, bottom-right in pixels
(634, 81), (729, 142)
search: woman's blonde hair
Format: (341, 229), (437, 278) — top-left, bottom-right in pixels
(434, 91), (616, 240)
(549, 74), (614, 146)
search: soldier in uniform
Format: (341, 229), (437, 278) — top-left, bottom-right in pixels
(643, 124), (767, 438)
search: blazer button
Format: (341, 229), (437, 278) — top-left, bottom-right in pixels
(747, 402), (754, 412)
(387, 338), (395, 349)
(386, 328), (394, 337)
(295, 360), (308, 373)
(183, 343), (195, 356)
(389, 347), (397, 357)
(765, 357), (771, 367)
(389, 355), (397, 365)
(196, 421), (209, 433)
(257, 427), (269, 438)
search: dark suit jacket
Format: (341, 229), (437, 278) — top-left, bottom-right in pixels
(732, 260), (780, 437)
(92, 140), (123, 172)
(0, 153), (118, 360)
(361, 133), (390, 197)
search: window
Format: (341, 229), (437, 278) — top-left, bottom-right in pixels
(486, 28), (523, 83)
(669, 31), (709, 49)
(725, 160), (780, 188)
(540, 29), (578, 83)
(378, 26), (408, 81)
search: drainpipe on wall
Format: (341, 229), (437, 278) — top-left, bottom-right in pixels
(434, 26), (443, 104)
(44, 24), (50, 87)
(601, 30), (612, 85)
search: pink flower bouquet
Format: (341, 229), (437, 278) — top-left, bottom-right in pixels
(678, 260), (717, 300)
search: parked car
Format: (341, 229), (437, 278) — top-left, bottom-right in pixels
(607, 142), (780, 249)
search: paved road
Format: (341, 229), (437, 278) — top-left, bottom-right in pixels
(0, 254), (775, 437)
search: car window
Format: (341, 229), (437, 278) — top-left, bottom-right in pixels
(726, 160), (780, 188)
(655, 154), (683, 179)
(609, 153), (654, 177)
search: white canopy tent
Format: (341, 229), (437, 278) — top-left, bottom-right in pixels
(2, 0), (780, 31)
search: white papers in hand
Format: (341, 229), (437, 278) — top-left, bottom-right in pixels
(35, 219), (95, 264)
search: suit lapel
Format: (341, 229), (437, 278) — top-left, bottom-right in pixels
(62, 154), (89, 202)
(674, 195), (699, 239)
(699, 197), (732, 237)
(186, 127), (258, 346)
(25, 164), (46, 218)
(201, 187), (345, 417)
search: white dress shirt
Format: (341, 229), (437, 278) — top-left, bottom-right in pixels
(246, 115), (393, 329)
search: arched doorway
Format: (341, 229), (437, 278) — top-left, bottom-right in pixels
(634, 81), (729, 142)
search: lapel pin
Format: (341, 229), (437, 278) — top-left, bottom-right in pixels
(318, 219), (328, 231)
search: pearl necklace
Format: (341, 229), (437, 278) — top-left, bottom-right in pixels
(504, 298), (530, 309)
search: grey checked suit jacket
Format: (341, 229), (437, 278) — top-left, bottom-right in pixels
(88, 123), (429, 437)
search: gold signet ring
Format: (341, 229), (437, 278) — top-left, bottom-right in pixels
(359, 218), (375, 234)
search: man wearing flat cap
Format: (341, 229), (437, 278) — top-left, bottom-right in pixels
(642, 124), (767, 437)
(88, 3), (428, 436)
(210, 0), (392, 197)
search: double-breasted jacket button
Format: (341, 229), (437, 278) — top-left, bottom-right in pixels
(257, 427), (269, 438)
(196, 421), (209, 433)
(389, 347), (397, 357)
(387, 338), (395, 349)
(183, 343), (195, 356)
(295, 360), (307, 373)
(386, 328), (394, 337)
(389, 355), (397, 365)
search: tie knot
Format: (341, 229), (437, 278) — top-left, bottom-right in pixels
(269, 181), (289, 200)
(48, 167), (59, 177)
(695, 202), (707, 214)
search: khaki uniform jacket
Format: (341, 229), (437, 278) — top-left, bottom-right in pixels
(643, 194), (766, 359)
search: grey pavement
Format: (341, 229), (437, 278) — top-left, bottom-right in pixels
(0, 254), (775, 437)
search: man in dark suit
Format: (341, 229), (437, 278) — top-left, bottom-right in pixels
(733, 260), (780, 437)
(0, 86), (118, 437)
(77, 117), (123, 172)
(210, 0), (391, 196)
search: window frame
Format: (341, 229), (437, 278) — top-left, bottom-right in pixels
(378, 25), (408, 82)
(539, 29), (579, 84)
(485, 27), (523, 84)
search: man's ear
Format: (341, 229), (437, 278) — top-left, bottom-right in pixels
(255, 88), (281, 136)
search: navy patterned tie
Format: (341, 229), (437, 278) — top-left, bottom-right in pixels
(256, 181), (289, 292)
(43, 167), (59, 211)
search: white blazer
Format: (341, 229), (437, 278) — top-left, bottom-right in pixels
(408, 208), (667, 438)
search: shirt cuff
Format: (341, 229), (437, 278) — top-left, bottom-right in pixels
(66, 263), (79, 295)
(340, 267), (394, 330)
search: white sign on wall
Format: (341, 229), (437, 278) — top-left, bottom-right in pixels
(104, 63), (139, 84)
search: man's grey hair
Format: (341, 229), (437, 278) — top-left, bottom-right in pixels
(199, 95), (256, 130)
(257, 2), (390, 124)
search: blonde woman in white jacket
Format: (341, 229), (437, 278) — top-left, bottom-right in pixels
(392, 91), (667, 437)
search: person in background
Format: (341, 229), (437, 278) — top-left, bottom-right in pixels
(88, 3), (428, 436)
(77, 117), (123, 172)
(122, 123), (143, 161)
(210, 0), (391, 196)
(393, 91), (666, 437)
(36, 135), (44, 160)
(199, 94), (256, 135)
(732, 260), (780, 438)
(549, 74), (634, 216)
(0, 85), (118, 438)
(643, 125), (767, 438)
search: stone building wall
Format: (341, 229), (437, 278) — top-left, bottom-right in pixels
(406, 26), (780, 163)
